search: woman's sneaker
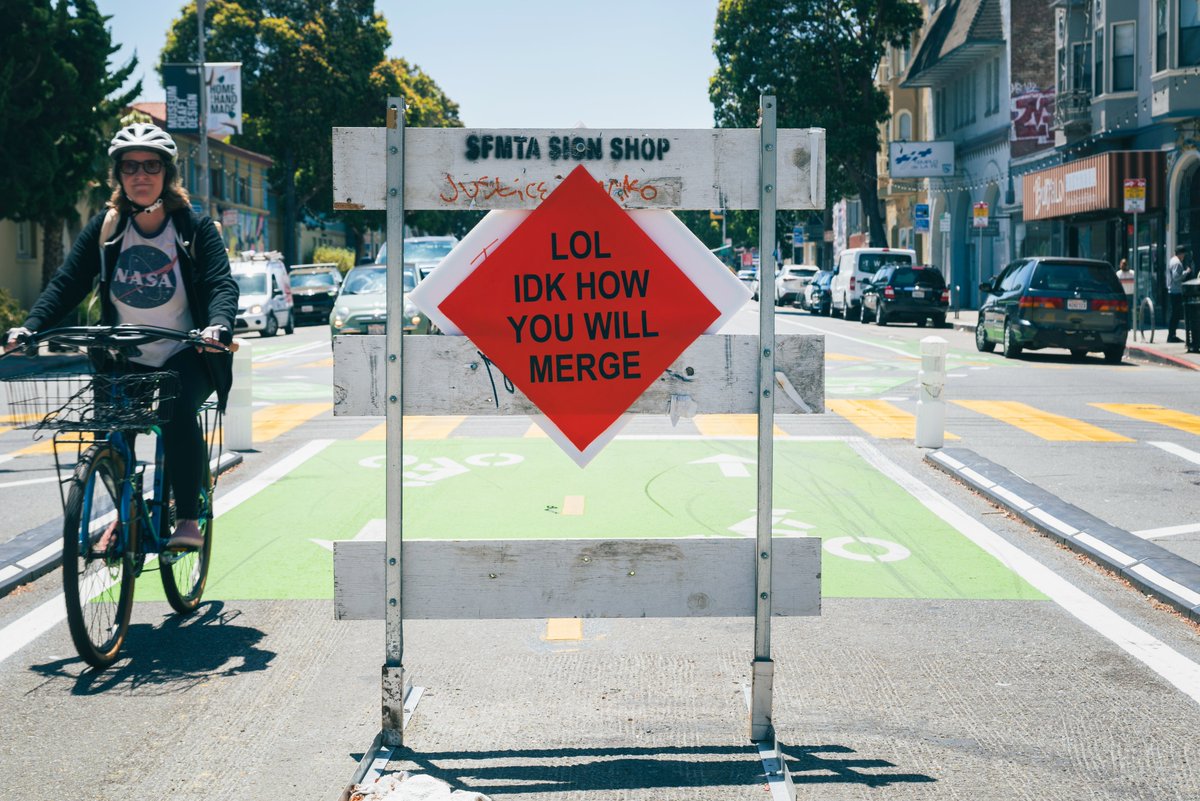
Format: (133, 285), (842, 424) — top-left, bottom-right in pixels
(166, 519), (204, 551)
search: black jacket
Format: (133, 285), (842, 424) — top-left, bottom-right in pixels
(24, 207), (239, 408)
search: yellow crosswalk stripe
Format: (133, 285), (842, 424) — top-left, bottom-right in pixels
(357, 416), (469, 440)
(952, 400), (1131, 441)
(828, 399), (959, 440)
(544, 618), (583, 640)
(693, 414), (787, 437)
(525, 422), (549, 438)
(252, 402), (329, 441)
(826, 353), (867, 362)
(298, 357), (334, 369)
(1091, 403), (1200, 436)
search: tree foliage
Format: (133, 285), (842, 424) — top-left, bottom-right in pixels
(710, 0), (922, 246)
(0, 0), (139, 285)
(161, 0), (463, 264)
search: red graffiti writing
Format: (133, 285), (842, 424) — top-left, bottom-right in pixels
(439, 174), (551, 204)
(600, 175), (658, 203)
(1011, 89), (1055, 144)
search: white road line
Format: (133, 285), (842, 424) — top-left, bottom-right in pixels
(0, 439), (334, 665)
(1133, 523), (1200, 539)
(1150, 441), (1200, 467)
(780, 318), (923, 360)
(252, 340), (326, 363)
(0, 475), (58, 489)
(850, 439), (1200, 707)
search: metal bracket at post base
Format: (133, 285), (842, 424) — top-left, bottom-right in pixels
(750, 657), (775, 742)
(381, 664), (423, 747)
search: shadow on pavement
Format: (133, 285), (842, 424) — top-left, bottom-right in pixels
(387, 743), (934, 795)
(30, 600), (275, 694)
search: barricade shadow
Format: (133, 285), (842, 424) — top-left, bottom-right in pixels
(383, 743), (934, 795)
(29, 600), (275, 694)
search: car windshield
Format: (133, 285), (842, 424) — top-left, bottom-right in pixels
(234, 273), (267, 295)
(890, 268), (946, 289)
(406, 241), (455, 261)
(859, 253), (914, 274)
(291, 272), (336, 288)
(1030, 262), (1122, 294)
(341, 267), (389, 295)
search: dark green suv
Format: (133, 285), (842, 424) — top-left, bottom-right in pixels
(975, 257), (1129, 363)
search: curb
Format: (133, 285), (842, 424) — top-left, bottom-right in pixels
(1126, 343), (1200, 370)
(926, 447), (1200, 621)
(0, 450), (243, 599)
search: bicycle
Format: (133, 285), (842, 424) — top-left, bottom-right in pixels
(1, 325), (236, 668)
(1135, 297), (1156, 343)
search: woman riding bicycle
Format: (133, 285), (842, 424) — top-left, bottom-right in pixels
(4, 122), (238, 551)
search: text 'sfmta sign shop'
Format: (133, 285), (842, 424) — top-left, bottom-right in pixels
(331, 98), (827, 768)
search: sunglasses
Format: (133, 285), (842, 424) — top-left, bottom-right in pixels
(119, 160), (164, 176)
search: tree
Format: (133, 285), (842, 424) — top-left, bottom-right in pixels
(710, 0), (922, 247)
(161, 1), (463, 264)
(0, 0), (139, 286)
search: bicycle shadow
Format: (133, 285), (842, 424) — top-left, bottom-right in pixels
(30, 600), (275, 695)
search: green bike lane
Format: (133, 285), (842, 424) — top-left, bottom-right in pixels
(135, 436), (1046, 604)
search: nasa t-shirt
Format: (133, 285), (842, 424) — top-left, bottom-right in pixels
(110, 218), (194, 367)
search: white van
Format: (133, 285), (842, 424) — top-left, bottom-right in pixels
(231, 251), (295, 337)
(830, 247), (917, 320)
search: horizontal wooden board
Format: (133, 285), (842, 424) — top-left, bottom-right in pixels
(334, 537), (822, 620)
(332, 333), (824, 417)
(332, 127), (825, 211)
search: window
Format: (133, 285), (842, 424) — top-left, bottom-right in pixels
(896, 111), (912, 141)
(1112, 22), (1135, 91)
(935, 88), (946, 135)
(16, 221), (36, 259)
(1157, 0), (1168, 71)
(985, 57), (1001, 115)
(1073, 42), (1092, 91)
(210, 167), (225, 199)
(1095, 26), (1105, 95)
(1184, 0), (1200, 66)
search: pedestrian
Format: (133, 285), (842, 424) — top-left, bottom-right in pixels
(1116, 258), (1135, 327)
(3, 122), (238, 550)
(1167, 244), (1194, 342)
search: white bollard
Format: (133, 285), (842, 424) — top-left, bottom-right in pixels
(224, 337), (253, 451)
(915, 336), (948, 449)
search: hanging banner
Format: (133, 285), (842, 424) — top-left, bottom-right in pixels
(163, 64), (201, 133)
(205, 62), (243, 136)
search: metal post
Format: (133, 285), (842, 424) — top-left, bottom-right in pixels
(196, 0), (208, 212)
(382, 97), (406, 747)
(1132, 212), (1140, 334)
(751, 93), (777, 743)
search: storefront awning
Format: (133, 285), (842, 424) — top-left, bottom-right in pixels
(1022, 151), (1166, 220)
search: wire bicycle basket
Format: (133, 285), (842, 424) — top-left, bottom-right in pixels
(2, 371), (181, 433)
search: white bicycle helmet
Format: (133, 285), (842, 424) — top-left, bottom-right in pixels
(108, 123), (178, 162)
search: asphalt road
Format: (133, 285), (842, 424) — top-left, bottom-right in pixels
(3, 307), (1200, 801)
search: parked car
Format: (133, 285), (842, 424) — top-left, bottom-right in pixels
(376, 235), (459, 280)
(860, 265), (950, 327)
(737, 268), (759, 299)
(830, 247), (917, 320)
(288, 263), (343, 325)
(802, 270), (834, 314)
(975, 257), (1129, 363)
(331, 264), (433, 336)
(231, 251), (294, 337)
(775, 265), (820, 306)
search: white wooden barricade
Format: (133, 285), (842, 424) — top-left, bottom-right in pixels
(331, 97), (826, 751)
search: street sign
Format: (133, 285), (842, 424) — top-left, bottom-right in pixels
(433, 166), (725, 465)
(939, 212), (951, 233)
(973, 201), (989, 228)
(792, 224), (804, 243)
(1124, 178), (1146, 213)
(914, 203), (930, 233)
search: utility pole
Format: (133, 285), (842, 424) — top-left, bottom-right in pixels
(196, 0), (209, 214)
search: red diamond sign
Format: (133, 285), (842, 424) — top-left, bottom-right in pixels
(437, 165), (721, 464)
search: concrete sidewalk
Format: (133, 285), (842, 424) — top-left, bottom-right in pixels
(944, 309), (1200, 370)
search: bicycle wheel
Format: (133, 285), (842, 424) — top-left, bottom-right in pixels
(62, 444), (135, 669)
(159, 463), (213, 614)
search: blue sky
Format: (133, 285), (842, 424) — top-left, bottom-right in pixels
(95, 0), (721, 129)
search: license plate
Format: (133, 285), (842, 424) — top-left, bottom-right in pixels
(300, 305), (314, 312)
(911, 289), (925, 298)
(367, 323), (385, 334)
(1067, 298), (1087, 311)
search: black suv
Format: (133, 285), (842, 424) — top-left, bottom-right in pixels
(860, 265), (949, 327)
(288, 263), (343, 324)
(975, 257), (1128, 363)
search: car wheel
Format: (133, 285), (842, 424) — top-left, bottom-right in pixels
(860, 302), (871, 324)
(1002, 321), (1022, 358)
(262, 312), (279, 338)
(284, 312), (295, 335)
(1069, 348), (1087, 360)
(831, 301), (843, 319)
(876, 306), (887, 326)
(916, 318), (926, 327)
(933, 315), (947, 328)
(975, 321), (996, 353)
(1103, 344), (1125, 364)
(847, 298), (861, 321)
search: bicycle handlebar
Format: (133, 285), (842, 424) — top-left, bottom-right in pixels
(3, 324), (239, 357)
